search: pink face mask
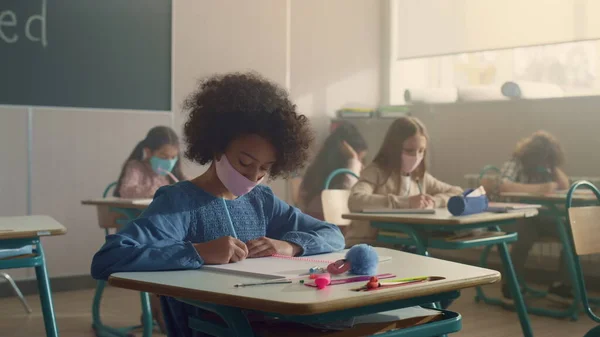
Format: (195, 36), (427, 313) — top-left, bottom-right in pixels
(215, 154), (264, 196)
(401, 153), (423, 174)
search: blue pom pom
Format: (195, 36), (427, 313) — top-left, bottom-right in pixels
(345, 244), (378, 275)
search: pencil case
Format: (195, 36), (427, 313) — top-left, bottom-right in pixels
(447, 189), (489, 216)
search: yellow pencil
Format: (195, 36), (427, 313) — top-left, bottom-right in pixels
(380, 276), (428, 284)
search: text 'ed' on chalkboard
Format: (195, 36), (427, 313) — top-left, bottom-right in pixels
(0, 0), (172, 111)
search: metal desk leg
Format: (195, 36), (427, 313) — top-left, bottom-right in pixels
(0, 272), (32, 313)
(553, 214), (582, 321)
(497, 241), (534, 337)
(34, 241), (59, 337)
(92, 214), (155, 337)
(140, 292), (153, 337)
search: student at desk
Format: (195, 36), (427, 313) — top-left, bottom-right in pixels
(346, 117), (463, 247)
(115, 126), (186, 198)
(498, 130), (572, 301)
(91, 72), (345, 337)
(298, 121), (368, 220)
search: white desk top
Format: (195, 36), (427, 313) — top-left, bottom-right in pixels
(501, 191), (596, 202)
(342, 208), (538, 226)
(81, 197), (152, 209)
(0, 216), (67, 239)
(109, 247), (500, 315)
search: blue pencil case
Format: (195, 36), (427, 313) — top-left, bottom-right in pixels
(447, 189), (489, 216)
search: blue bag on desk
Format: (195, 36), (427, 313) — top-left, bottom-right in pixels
(447, 189), (489, 216)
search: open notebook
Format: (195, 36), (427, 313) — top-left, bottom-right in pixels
(131, 199), (153, 205)
(361, 208), (435, 214)
(487, 202), (542, 213)
(203, 251), (392, 279)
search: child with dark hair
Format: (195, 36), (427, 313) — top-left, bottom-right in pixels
(500, 130), (568, 194)
(499, 130), (572, 301)
(91, 72), (345, 336)
(115, 126), (186, 198)
(347, 117), (463, 247)
(299, 121), (368, 220)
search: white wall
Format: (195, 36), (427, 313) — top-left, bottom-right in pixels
(291, 0), (381, 143)
(0, 108), (29, 280)
(395, 0), (600, 59)
(171, 0), (289, 197)
(31, 109), (172, 279)
(0, 0), (381, 280)
(411, 97), (600, 186)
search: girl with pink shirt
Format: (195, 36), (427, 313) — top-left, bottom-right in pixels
(115, 126), (186, 198)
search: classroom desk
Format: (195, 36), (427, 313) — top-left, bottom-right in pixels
(501, 191), (596, 203)
(82, 198), (153, 337)
(500, 191), (599, 320)
(109, 247), (500, 337)
(0, 216), (67, 337)
(343, 209), (538, 337)
(81, 197), (151, 211)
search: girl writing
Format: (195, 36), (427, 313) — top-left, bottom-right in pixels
(91, 72), (345, 336)
(299, 122), (368, 220)
(115, 126), (186, 198)
(346, 116), (463, 246)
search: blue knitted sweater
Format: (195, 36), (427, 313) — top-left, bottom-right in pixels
(91, 181), (345, 336)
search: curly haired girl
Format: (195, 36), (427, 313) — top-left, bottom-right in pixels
(91, 72), (345, 336)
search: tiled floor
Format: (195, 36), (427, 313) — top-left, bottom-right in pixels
(0, 283), (596, 336)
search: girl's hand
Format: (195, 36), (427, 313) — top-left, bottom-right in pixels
(247, 237), (302, 258)
(194, 236), (248, 264)
(408, 194), (435, 209)
(340, 141), (359, 160)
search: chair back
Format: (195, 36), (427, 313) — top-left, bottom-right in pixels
(567, 182), (600, 256)
(321, 190), (352, 226)
(477, 165), (501, 196)
(320, 169), (359, 227)
(96, 182), (125, 229)
(565, 181), (600, 328)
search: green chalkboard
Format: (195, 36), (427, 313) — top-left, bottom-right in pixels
(0, 0), (171, 111)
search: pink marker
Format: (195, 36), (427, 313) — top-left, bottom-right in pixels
(314, 273), (331, 289)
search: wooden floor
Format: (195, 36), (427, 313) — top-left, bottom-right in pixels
(0, 283), (596, 337)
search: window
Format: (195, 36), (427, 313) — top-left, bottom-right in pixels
(388, 0), (600, 104)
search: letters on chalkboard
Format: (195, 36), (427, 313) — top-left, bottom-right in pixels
(0, 0), (47, 47)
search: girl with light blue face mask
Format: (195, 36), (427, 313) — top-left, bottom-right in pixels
(149, 151), (179, 179)
(114, 126), (186, 199)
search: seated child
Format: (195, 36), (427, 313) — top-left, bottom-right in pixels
(299, 121), (368, 220)
(91, 72), (345, 336)
(499, 130), (571, 301)
(346, 116), (463, 247)
(115, 125), (186, 198)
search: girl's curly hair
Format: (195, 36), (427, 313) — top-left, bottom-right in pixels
(183, 72), (313, 179)
(513, 130), (565, 174)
